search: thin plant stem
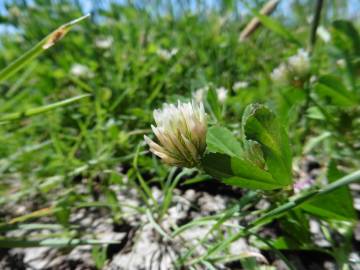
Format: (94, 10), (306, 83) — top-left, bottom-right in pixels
(192, 169), (360, 264)
(299, 82), (312, 144)
(252, 169), (360, 228)
(310, 97), (359, 158)
(308, 0), (324, 53)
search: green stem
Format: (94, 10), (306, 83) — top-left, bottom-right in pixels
(300, 83), (312, 144)
(310, 97), (359, 158)
(308, 0), (324, 53)
(194, 169), (360, 264)
(310, 97), (338, 128)
(252, 169), (360, 227)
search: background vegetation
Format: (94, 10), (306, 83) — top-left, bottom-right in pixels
(0, 0), (359, 269)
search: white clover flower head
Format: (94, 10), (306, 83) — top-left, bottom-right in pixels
(193, 86), (209, 103)
(271, 63), (289, 86)
(156, 48), (178, 60)
(95, 36), (113, 49)
(317, 26), (331, 43)
(169, 48), (178, 56)
(9, 6), (21, 18)
(233, 81), (249, 92)
(306, 15), (313, 24)
(310, 75), (317, 84)
(216, 87), (228, 103)
(336, 59), (346, 68)
(144, 100), (207, 168)
(288, 48), (310, 78)
(70, 64), (94, 78)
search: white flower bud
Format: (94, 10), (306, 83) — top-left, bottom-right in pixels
(233, 81), (249, 92)
(193, 86), (209, 103)
(287, 48), (310, 78)
(145, 100), (207, 168)
(271, 63), (290, 86)
(271, 49), (310, 87)
(317, 26), (331, 43)
(95, 36), (113, 49)
(336, 59), (346, 68)
(216, 87), (228, 103)
(70, 64), (94, 78)
(156, 48), (178, 60)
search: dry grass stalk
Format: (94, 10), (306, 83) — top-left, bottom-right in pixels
(239, 0), (280, 41)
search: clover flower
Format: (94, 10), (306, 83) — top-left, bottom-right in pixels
(336, 59), (346, 69)
(233, 81), (249, 92)
(216, 87), (228, 103)
(156, 48), (178, 60)
(70, 63), (94, 78)
(271, 49), (310, 86)
(9, 6), (21, 18)
(288, 48), (310, 78)
(193, 86), (209, 103)
(95, 36), (113, 49)
(317, 26), (331, 43)
(144, 100), (207, 168)
(270, 63), (290, 86)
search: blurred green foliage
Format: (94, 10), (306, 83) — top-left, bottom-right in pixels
(0, 0), (359, 268)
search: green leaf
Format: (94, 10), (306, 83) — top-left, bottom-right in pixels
(243, 140), (265, 169)
(201, 153), (234, 179)
(276, 86), (306, 125)
(206, 87), (222, 121)
(332, 20), (360, 55)
(306, 106), (325, 120)
(278, 210), (311, 246)
(202, 105), (292, 190)
(206, 126), (243, 157)
(269, 237), (297, 250)
(251, 9), (301, 45)
(301, 161), (356, 220)
(242, 104), (292, 186)
(226, 156), (283, 190)
(0, 14), (90, 83)
(314, 75), (357, 107)
(202, 153), (283, 190)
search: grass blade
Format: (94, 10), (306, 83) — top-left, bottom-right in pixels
(0, 94), (90, 122)
(0, 238), (119, 248)
(0, 14), (90, 83)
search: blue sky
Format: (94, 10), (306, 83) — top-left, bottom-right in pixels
(0, 0), (358, 34)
